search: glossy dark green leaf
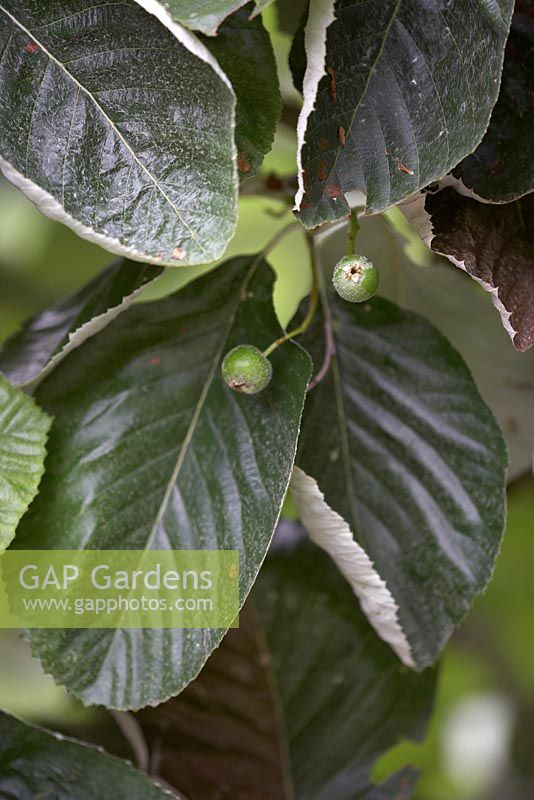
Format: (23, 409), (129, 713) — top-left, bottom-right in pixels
(287, 2), (307, 94)
(453, 11), (534, 202)
(295, 268), (507, 670)
(135, 605), (293, 800)
(0, 711), (179, 799)
(0, 260), (162, 388)
(256, 531), (437, 800)
(130, 526), (436, 800)
(201, 4), (281, 179)
(135, 0), (250, 35)
(295, 0), (513, 225)
(0, 1), (237, 266)
(0, 376), (51, 553)
(425, 189), (534, 352)
(15, 255), (311, 709)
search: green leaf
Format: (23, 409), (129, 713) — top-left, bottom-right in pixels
(294, 0), (514, 225)
(135, 605), (293, 800)
(0, 260), (163, 389)
(453, 11), (534, 202)
(201, 4), (281, 179)
(294, 265), (507, 670)
(320, 211), (534, 481)
(130, 528), (436, 800)
(135, 0), (251, 35)
(0, 1), (237, 266)
(0, 376), (51, 553)
(256, 531), (437, 799)
(424, 189), (534, 352)
(15, 255), (311, 709)
(0, 711), (177, 799)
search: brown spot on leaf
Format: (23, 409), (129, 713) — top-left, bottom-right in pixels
(25, 42), (39, 54)
(318, 136), (330, 150)
(327, 66), (337, 100)
(338, 126), (346, 147)
(149, 356), (160, 366)
(317, 159), (328, 180)
(237, 153), (251, 173)
(490, 159), (505, 174)
(397, 163), (415, 175)
(171, 247), (187, 261)
(325, 184), (342, 198)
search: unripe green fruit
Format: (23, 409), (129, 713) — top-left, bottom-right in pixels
(222, 345), (272, 395)
(332, 254), (379, 303)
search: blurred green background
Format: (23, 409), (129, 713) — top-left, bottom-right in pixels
(1, 6), (533, 798)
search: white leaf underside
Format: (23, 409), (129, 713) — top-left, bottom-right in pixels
(294, 0), (336, 212)
(290, 466), (415, 668)
(130, 0), (234, 87)
(0, 155), (153, 264)
(23, 276), (161, 392)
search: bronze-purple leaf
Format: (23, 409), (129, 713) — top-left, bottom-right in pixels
(426, 188), (534, 352)
(135, 605), (292, 800)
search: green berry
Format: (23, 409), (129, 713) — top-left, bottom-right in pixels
(222, 345), (272, 395)
(332, 254), (379, 303)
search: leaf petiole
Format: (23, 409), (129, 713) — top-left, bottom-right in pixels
(262, 233), (319, 358)
(347, 208), (360, 256)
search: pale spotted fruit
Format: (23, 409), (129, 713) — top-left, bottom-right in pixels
(332, 254), (379, 303)
(222, 345), (272, 395)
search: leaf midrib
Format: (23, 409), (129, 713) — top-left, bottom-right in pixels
(319, 0), (402, 195)
(144, 257), (261, 551)
(84, 256), (267, 703)
(0, 3), (207, 254)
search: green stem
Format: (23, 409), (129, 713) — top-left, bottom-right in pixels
(308, 236), (335, 390)
(347, 208), (360, 256)
(262, 233), (319, 358)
